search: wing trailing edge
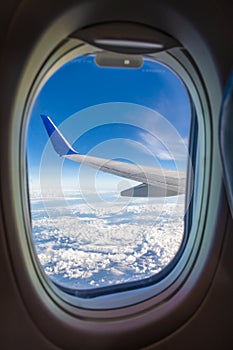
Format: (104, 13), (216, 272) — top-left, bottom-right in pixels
(120, 183), (180, 197)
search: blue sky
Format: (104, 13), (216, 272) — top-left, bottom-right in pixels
(27, 54), (191, 191)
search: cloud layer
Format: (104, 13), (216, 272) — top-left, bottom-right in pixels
(30, 190), (185, 290)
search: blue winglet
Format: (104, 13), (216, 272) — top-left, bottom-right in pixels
(41, 115), (77, 156)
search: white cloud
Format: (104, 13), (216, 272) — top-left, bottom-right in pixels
(109, 106), (190, 164)
(137, 122), (189, 162)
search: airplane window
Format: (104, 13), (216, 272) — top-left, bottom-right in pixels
(27, 53), (193, 296)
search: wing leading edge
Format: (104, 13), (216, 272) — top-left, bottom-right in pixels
(41, 115), (186, 197)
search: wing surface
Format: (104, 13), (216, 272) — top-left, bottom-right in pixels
(41, 115), (186, 196)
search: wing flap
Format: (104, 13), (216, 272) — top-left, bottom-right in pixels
(121, 183), (181, 197)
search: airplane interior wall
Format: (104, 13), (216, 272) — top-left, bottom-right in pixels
(0, 0), (233, 349)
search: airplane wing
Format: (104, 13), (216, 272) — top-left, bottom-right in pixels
(41, 115), (186, 197)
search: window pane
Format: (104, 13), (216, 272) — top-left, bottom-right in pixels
(27, 54), (192, 293)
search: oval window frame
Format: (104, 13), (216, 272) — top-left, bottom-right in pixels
(23, 37), (207, 310)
